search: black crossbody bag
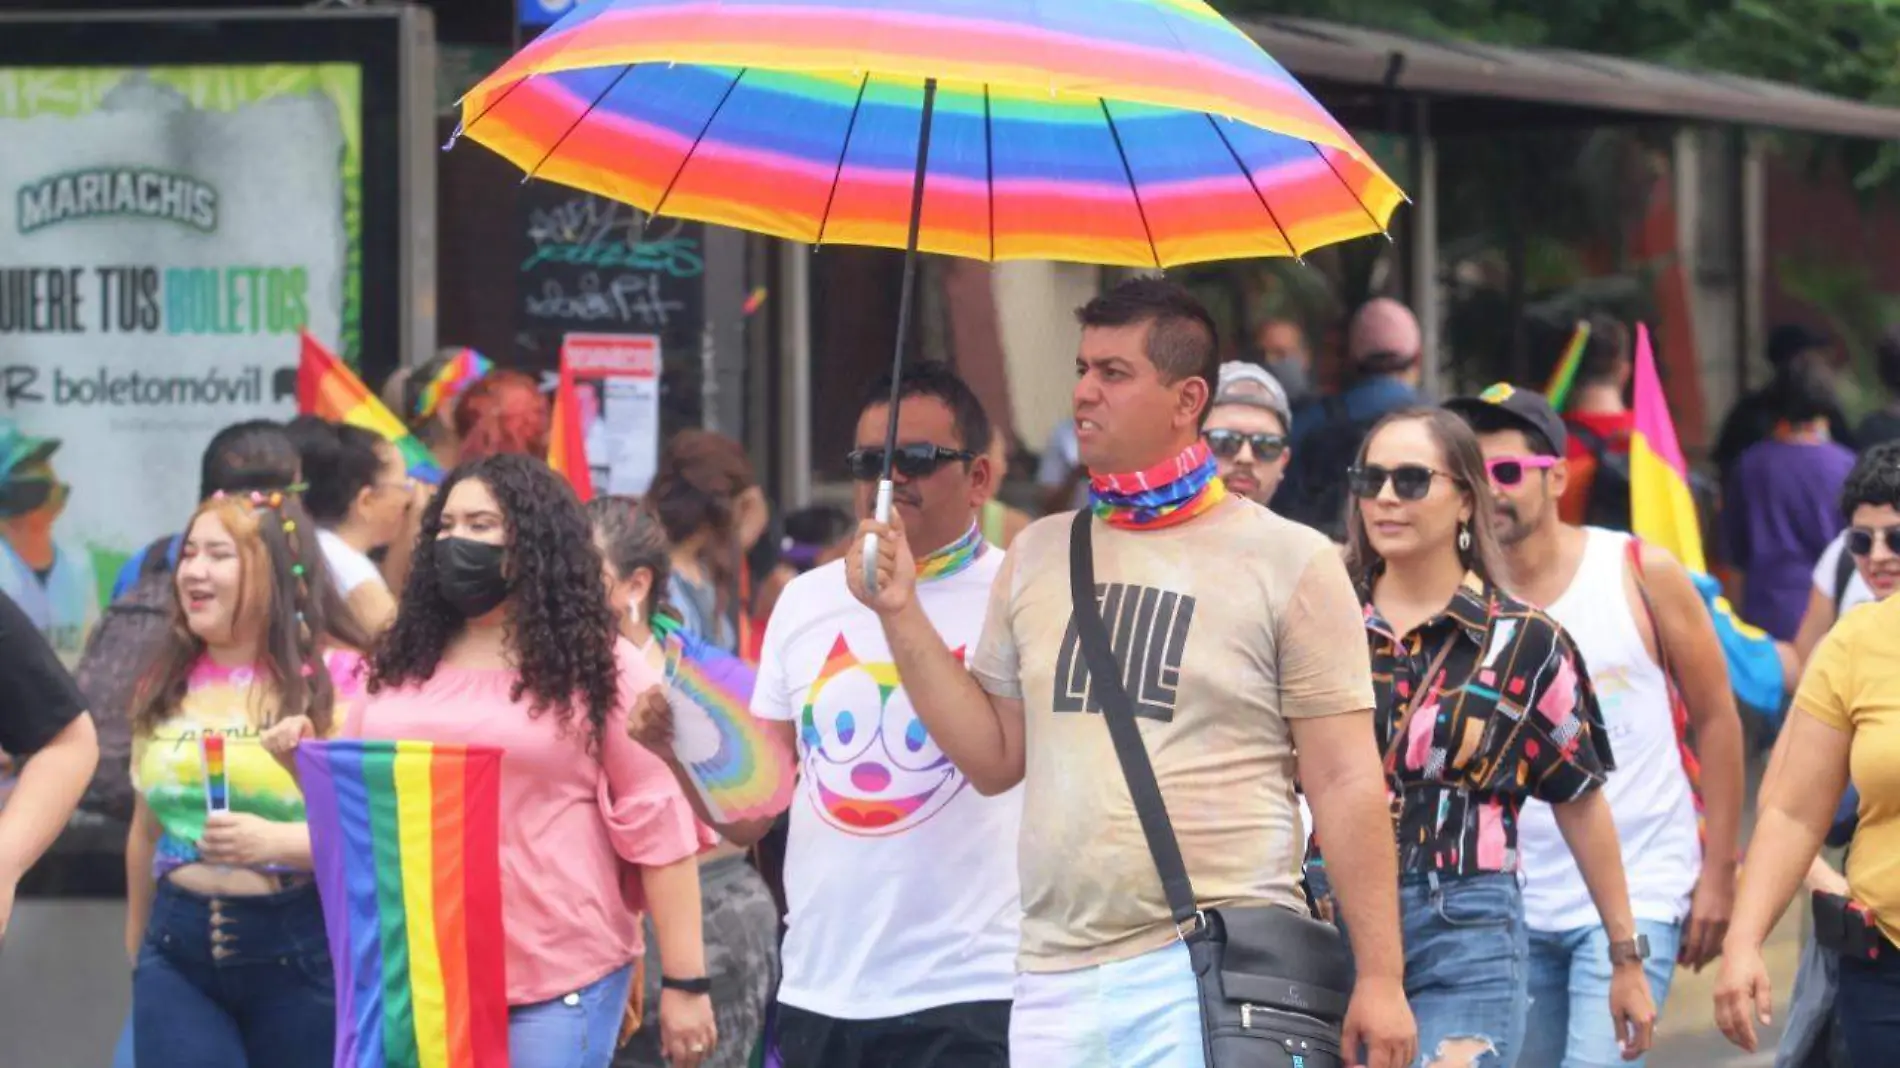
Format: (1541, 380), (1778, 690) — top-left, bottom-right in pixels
(1068, 510), (1354, 1068)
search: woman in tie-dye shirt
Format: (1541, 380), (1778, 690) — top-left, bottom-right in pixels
(1309, 408), (1652, 1067)
(125, 490), (371, 1068)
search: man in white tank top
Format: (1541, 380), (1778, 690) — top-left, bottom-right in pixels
(1447, 385), (1748, 1068)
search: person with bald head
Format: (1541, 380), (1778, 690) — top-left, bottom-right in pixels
(1275, 299), (1426, 534)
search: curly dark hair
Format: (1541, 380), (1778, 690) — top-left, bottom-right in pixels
(1842, 441), (1900, 522)
(368, 454), (622, 747)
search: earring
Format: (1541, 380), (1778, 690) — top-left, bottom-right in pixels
(1458, 523), (1472, 553)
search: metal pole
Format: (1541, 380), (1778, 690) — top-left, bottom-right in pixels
(863, 77), (938, 594)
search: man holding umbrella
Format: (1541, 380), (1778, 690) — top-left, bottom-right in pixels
(847, 278), (1414, 1068)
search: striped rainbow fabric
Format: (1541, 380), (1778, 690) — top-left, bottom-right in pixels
(298, 332), (445, 485)
(298, 740), (509, 1068)
(455, 0), (1404, 267)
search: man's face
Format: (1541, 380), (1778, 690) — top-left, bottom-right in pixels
(1256, 320), (1309, 370)
(1203, 405), (1289, 505)
(853, 395), (990, 556)
(1475, 427), (1564, 547)
(1073, 323), (1206, 474)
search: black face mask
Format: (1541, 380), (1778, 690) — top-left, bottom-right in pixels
(434, 537), (511, 618)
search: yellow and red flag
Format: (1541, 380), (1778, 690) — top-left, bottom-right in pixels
(547, 356), (594, 503)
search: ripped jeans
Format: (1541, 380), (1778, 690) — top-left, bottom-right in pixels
(1311, 867), (1527, 1067)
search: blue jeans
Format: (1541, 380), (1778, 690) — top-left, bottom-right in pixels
(1011, 940), (1206, 1068)
(132, 880), (335, 1068)
(1522, 920), (1682, 1068)
(510, 963), (637, 1068)
(1311, 866), (1527, 1067)
(1836, 938), (1900, 1064)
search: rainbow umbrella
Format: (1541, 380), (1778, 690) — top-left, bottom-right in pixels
(454, 0), (1405, 582)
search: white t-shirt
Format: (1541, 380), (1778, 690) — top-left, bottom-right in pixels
(317, 529), (385, 598)
(1520, 528), (1701, 931)
(752, 551), (1022, 1019)
(1812, 532), (1876, 615)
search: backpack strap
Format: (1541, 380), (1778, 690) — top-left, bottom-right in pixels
(1831, 541), (1858, 611)
(1571, 421), (1607, 458)
(1624, 537), (1708, 852)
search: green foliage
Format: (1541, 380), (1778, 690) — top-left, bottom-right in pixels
(1218, 0), (1900, 189)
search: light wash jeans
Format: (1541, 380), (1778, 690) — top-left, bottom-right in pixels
(1522, 919), (1682, 1068)
(510, 963), (636, 1068)
(1010, 939), (1207, 1068)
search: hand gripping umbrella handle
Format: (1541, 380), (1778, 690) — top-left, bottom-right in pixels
(862, 479), (893, 596)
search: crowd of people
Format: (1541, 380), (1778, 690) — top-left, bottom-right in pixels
(0, 280), (1893, 1068)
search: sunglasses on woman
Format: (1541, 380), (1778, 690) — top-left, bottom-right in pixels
(845, 443), (975, 482)
(1203, 429), (1287, 462)
(1847, 525), (1900, 558)
(1347, 464), (1461, 502)
(1486, 455), (1558, 488)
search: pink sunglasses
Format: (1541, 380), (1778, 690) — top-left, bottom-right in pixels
(1486, 455), (1558, 487)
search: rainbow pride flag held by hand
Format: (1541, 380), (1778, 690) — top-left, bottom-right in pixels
(1630, 324), (1785, 715)
(654, 617), (793, 824)
(298, 332), (445, 485)
(298, 740), (509, 1068)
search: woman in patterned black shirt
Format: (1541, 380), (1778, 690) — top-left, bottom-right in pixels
(1313, 407), (1654, 1067)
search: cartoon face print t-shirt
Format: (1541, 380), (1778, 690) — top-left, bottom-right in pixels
(752, 551), (1022, 1021)
(132, 648), (365, 877)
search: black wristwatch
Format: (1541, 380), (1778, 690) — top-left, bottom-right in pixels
(1608, 934), (1650, 967)
(660, 975), (713, 995)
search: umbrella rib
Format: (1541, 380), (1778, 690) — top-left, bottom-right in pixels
(1307, 141), (1390, 241)
(1099, 100), (1160, 270)
(1206, 114), (1300, 261)
(984, 84), (996, 263)
(521, 64), (637, 183)
(650, 66), (749, 222)
(815, 72), (872, 247)
(450, 74), (535, 147)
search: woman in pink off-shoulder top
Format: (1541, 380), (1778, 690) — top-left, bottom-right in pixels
(269, 454), (717, 1068)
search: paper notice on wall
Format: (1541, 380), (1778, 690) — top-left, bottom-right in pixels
(560, 333), (662, 498)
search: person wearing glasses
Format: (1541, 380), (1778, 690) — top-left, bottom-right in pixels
(0, 424), (99, 664)
(1448, 385), (1746, 1068)
(1789, 441), (1900, 667)
(660, 362), (1022, 1068)
(1204, 361), (1292, 508)
(1318, 406), (1654, 1067)
(285, 417), (416, 633)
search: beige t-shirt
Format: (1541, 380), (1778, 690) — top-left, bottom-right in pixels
(971, 498), (1373, 973)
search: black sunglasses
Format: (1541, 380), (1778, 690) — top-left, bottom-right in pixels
(845, 444), (976, 482)
(0, 477), (68, 519)
(1847, 526), (1900, 558)
(1347, 463), (1460, 502)
(1203, 429), (1287, 462)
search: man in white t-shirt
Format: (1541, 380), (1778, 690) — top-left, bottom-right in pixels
(1452, 386), (1747, 1068)
(751, 364), (1021, 1068)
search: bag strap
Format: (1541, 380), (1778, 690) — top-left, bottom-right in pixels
(1832, 543), (1857, 610)
(1067, 510), (1203, 938)
(1381, 638), (1456, 782)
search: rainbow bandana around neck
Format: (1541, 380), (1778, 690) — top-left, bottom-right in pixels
(1089, 441), (1228, 531)
(917, 523), (988, 582)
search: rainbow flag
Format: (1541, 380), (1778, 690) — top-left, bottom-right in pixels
(1542, 320), (1592, 413)
(201, 734), (229, 814)
(547, 356), (594, 503)
(655, 618), (793, 824)
(298, 740), (509, 1068)
(298, 332), (445, 485)
(417, 348), (492, 424)
(1630, 324), (1784, 714)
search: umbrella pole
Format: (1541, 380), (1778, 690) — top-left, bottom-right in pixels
(864, 77), (938, 596)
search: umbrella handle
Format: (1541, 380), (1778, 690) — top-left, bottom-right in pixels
(861, 479), (893, 596)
